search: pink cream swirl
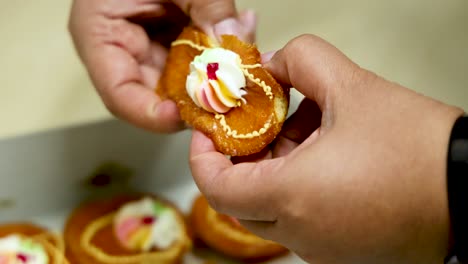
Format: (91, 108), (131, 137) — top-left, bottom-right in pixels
(186, 48), (247, 114)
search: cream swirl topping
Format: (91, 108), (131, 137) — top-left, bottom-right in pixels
(186, 48), (247, 113)
(0, 235), (49, 264)
(113, 197), (181, 252)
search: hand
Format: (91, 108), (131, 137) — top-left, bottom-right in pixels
(190, 34), (464, 263)
(69, 0), (256, 133)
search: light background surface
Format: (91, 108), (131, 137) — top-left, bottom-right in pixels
(1, 0), (467, 139)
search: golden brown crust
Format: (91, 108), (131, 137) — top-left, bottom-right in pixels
(189, 195), (288, 260)
(157, 27), (289, 156)
(0, 222), (68, 263)
(0, 222), (47, 237)
(64, 193), (190, 264)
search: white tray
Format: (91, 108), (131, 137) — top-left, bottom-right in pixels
(0, 119), (305, 264)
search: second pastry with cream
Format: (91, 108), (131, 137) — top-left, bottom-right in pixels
(64, 194), (191, 264)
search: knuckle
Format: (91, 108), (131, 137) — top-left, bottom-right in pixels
(173, 0), (192, 14)
(205, 0), (236, 17)
(99, 93), (121, 118)
(284, 34), (317, 54)
(204, 191), (224, 213)
(191, 0), (236, 24)
(203, 174), (229, 214)
(102, 22), (148, 60)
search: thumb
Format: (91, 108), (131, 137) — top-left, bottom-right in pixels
(264, 35), (361, 111)
(189, 130), (284, 221)
(172, 0), (256, 42)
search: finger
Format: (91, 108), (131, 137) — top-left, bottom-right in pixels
(69, 7), (160, 89)
(129, 4), (189, 47)
(238, 219), (278, 241)
(230, 134), (299, 164)
(212, 9), (257, 43)
(237, 98), (321, 159)
(69, 0), (167, 59)
(172, 0), (255, 42)
(238, 9), (257, 43)
(281, 98), (322, 144)
(87, 36), (183, 132)
(264, 34), (360, 111)
(190, 131), (283, 221)
(85, 0), (170, 19)
(230, 98), (322, 162)
(172, 0), (236, 29)
(261, 51), (277, 64)
(265, 99), (322, 158)
(70, 3), (185, 133)
(103, 80), (184, 133)
(270, 136), (299, 158)
(230, 147), (272, 164)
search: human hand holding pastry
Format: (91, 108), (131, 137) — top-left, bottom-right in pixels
(190, 34), (464, 263)
(68, 0), (256, 133)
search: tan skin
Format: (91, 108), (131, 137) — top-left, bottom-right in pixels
(70, 1), (464, 262)
(190, 35), (464, 264)
(68, 0), (256, 133)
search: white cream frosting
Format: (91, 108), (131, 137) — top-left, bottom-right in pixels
(171, 39), (278, 140)
(113, 197), (181, 252)
(149, 210), (180, 250)
(186, 48), (247, 113)
(0, 235), (49, 264)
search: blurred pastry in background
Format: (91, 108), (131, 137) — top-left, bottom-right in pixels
(64, 194), (191, 264)
(0, 222), (68, 263)
(189, 195), (288, 261)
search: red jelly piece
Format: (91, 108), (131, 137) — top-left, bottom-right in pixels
(16, 253), (28, 263)
(142, 216), (155, 225)
(207, 63), (219, 80)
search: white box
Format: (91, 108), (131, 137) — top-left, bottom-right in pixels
(0, 119), (305, 263)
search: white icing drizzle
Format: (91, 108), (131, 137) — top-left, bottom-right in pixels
(215, 114), (272, 139)
(242, 64), (262, 69)
(172, 40), (273, 100)
(172, 39), (275, 139)
(171, 40), (208, 51)
(241, 68), (274, 100)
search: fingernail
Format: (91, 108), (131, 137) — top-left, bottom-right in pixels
(261, 51), (277, 64)
(151, 100), (187, 132)
(148, 99), (161, 118)
(214, 18), (242, 39)
(239, 9), (257, 43)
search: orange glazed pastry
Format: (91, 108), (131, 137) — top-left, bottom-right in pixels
(0, 222), (68, 263)
(190, 195), (288, 261)
(157, 26), (289, 156)
(64, 194), (191, 264)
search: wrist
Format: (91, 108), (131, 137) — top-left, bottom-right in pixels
(447, 114), (468, 262)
